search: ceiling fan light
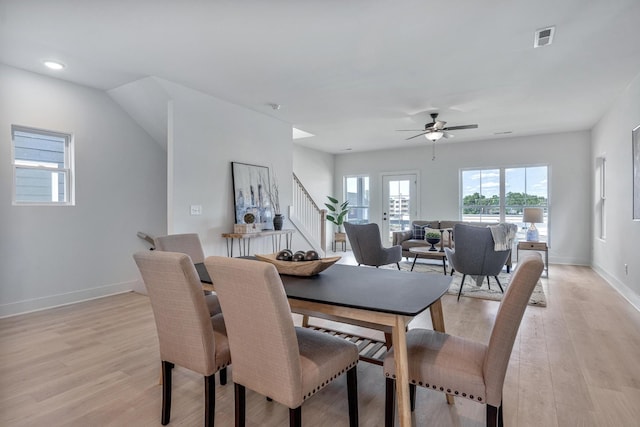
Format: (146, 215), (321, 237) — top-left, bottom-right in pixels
(425, 130), (444, 141)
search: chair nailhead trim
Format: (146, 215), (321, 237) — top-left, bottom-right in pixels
(385, 378), (486, 403)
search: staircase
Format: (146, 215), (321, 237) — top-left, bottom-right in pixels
(289, 173), (327, 256)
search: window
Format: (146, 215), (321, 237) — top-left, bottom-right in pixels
(344, 175), (369, 224)
(12, 125), (74, 205)
(461, 166), (549, 241)
(598, 156), (606, 239)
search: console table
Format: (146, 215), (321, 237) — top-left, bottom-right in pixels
(221, 229), (295, 257)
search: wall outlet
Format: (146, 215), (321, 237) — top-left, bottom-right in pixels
(190, 205), (202, 215)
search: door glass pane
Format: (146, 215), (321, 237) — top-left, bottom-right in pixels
(387, 179), (411, 240)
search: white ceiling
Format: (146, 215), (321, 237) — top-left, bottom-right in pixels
(2, 0), (640, 153)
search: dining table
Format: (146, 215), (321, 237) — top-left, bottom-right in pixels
(197, 261), (452, 427)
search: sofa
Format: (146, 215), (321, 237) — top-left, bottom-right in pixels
(392, 220), (512, 272)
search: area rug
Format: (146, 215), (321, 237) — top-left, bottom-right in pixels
(386, 261), (547, 307)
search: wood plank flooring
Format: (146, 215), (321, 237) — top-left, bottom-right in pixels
(1, 261), (640, 426)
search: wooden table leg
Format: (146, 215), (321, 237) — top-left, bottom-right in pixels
(429, 299), (455, 405)
(392, 315), (412, 427)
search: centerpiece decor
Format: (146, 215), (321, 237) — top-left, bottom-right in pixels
(425, 231), (441, 251)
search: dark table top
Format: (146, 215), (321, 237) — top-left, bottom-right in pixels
(197, 262), (451, 317)
(280, 264), (451, 316)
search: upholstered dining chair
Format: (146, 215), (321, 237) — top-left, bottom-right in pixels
(205, 256), (359, 427)
(444, 223), (512, 301)
(133, 251), (231, 427)
(154, 233), (222, 316)
(344, 222), (402, 269)
(383, 253), (544, 427)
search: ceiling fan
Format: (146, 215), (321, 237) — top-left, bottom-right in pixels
(398, 113), (478, 141)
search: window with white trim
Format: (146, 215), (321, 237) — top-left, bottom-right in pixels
(12, 125), (74, 205)
(461, 166), (549, 241)
(344, 175), (369, 224)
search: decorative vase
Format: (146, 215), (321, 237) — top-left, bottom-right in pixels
(426, 237), (440, 251)
(273, 214), (284, 230)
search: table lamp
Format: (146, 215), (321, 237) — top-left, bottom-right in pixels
(523, 207), (544, 241)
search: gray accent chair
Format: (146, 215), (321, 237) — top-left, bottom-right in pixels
(154, 233), (222, 316)
(444, 223), (512, 301)
(383, 253), (544, 427)
(205, 256), (359, 427)
(344, 222), (402, 270)
(133, 251), (231, 427)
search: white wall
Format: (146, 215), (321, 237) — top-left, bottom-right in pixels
(155, 79), (297, 255)
(335, 130), (592, 265)
(0, 65), (167, 316)
(591, 72), (640, 309)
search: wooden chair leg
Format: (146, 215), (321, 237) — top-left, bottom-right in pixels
(235, 383), (246, 427)
(396, 262), (401, 270)
(384, 332), (393, 349)
(487, 276), (491, 290)
(494, 276), (504, 293)
(219, 367), (227, 385)
(301, 315), (309, 328)
(204, 374), (215, 427)
(347, 367), (358, 427)
(289, 406), (302, 427)
(385, 377), (395, 427)
(161, 361), (174, 425)
(498, 403), (504, 427)
(457, 275), (467, 301)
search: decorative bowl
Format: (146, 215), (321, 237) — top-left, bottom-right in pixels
(255, 253), (341, 276)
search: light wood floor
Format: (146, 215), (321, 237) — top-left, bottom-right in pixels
(2, 259), (640, 426)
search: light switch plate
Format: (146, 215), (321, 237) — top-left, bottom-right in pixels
(190, 205), (202, 215)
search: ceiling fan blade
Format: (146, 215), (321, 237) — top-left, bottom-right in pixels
(442, 131), (453, 139)
(405, 132), (428, 140)
(443, 124), (478, 131)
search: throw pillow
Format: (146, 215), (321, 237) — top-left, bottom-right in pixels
(412, 224), (428, 240)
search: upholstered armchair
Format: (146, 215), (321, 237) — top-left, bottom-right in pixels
(444, 223), (512, 301)
(344, 222), (402, 269)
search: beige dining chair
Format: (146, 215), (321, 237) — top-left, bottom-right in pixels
(383, 253), (544, 427)
(154, 233), (222, 316)
(205, 256), (359, 427)
(133, 251), (231, 427)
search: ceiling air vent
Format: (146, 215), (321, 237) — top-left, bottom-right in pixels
(534, 26), (555, 48)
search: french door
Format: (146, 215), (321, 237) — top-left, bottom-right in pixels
(381, 174), (417, 245)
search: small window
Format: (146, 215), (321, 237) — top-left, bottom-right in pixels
(12, 125), (74, 205)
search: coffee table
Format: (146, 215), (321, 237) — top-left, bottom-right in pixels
(409, 246), (448, 275)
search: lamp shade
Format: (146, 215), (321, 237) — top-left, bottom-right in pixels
(523, 207), (544, 224)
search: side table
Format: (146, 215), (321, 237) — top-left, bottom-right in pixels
(517, 241), (549, 276)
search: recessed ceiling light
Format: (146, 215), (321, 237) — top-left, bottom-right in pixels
(43, 60), (65, 70)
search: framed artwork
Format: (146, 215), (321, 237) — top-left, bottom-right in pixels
(634, 125), (640, 220)
(231, 162), (273, 228)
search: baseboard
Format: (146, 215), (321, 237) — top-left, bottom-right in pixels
(0, 280), (136, 318)
(592, 264), (640, 312)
